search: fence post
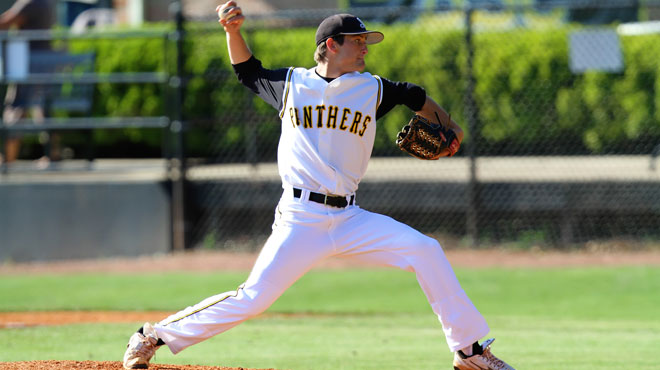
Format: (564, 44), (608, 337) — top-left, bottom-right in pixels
(464, 7), (479, 246)
(244, 28), (258, 166)
(170, 1), (187, 252)
(0, 37), (7, 176)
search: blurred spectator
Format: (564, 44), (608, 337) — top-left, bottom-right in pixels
(0, 0), (56, 165)
(71, 8), (115, 33)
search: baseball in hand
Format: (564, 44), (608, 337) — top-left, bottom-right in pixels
(220, 6), (238, 21)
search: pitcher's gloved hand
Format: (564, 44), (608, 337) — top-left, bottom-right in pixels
(396, 114), (460, 160)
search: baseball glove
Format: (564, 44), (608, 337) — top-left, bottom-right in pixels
(396, 113), (460, 160)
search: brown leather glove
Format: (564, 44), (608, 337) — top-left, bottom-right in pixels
(396, 114), (460, 160)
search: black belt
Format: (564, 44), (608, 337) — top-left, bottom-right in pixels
(293, 188), (355, 208)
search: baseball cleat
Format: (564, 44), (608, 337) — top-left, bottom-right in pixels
(123, 322), (162, 369)
(453, 338), (515, 370)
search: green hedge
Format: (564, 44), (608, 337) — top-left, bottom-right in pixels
(61, 21), (660, 159)
(67, 27), (170, 156)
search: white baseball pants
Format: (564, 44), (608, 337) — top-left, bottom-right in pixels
(155, 188), (489, 354)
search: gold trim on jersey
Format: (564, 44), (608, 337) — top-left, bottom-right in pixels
(374, 75), (383, 109)
(162, 284), (245, 325)
(279, 67), (295, 119)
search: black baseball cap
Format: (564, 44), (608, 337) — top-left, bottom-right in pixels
(315, 14), (384, 46)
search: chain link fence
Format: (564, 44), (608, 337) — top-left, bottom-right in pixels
(3, 1), (659, 253)
(182, 1), (660, 251)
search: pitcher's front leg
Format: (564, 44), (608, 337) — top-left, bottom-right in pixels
(155, 221), (331, 354)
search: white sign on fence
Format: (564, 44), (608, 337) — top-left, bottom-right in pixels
(569, 29), (623, 73)
(5, 39), (29, 79)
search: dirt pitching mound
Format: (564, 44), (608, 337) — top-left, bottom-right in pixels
(0, 361), (276, 370)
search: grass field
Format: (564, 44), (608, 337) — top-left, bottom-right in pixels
(1, 265), (659, 369)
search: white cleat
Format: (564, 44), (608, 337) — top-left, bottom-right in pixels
(123, 322), (162, 369)
(453, 338), (515, 370)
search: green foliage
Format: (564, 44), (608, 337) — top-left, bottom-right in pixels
(368, 20), (467, 155)
(474, 30), (574, 153)
(67, 27), (171, 152)
(58, 22), (660, 158)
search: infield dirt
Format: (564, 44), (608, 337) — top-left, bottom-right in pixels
(0, 361), (275, 370)
(3, 247), (660, 276)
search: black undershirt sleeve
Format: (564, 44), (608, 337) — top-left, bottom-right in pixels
(376, 77), (426, 120)
(232, 56), (289, 111)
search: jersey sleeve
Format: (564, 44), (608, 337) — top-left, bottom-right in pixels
(232, 56), (290, 111)
(375, 77), (426, 120)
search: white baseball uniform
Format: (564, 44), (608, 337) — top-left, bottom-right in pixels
(154, 66), (489, 355)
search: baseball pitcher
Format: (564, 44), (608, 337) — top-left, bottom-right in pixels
(123, 3), (516, 370)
